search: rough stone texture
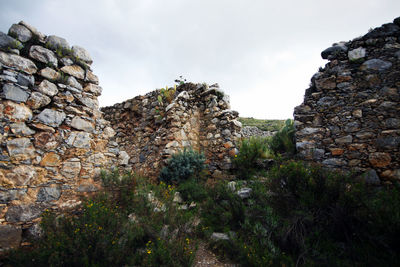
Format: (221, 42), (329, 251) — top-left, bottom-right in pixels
(29, 45), (58, 67)
(8, 24), (32, 43)
(102, 83), (241, 178)
(0, 225), (21, 250)
(0, 22), (126, 250)
(294, 17), (400, 182)
(72, 45), (93, 64)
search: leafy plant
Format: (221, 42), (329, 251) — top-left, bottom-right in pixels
(268, 119), (295, 156)
(233, 136), (270, 179)
(159, 148), (206, 185)
(157, 85), (176, 106)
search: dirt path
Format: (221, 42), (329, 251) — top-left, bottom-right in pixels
(193, 242), (238, 267)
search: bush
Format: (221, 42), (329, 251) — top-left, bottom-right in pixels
(177, 178), (208, 203)
(5, 172), (196, 267)
(159, 148), (206, 185)
(201, 161), (400, 266)
(233, 136), (271, 179)
(268, 119), (295, 156)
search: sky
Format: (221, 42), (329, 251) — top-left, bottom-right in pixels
(1, 1), (399, 119)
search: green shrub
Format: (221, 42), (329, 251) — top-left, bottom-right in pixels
(177, 178), (208, 203)
(268, 119), (295, 156)
(233, 136), (270, 179)
(159, 148), (206, 185)
(5, 172), (196, 267)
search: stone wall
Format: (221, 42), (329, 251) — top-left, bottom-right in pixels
(0, 21), (128, 250)
(294, 17), (400, 183)
(102, 83), (242, 179)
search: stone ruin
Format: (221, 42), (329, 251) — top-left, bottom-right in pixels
(102, 83), (242, 180)
(0, 21), (242, 250)
(294, 17), (400, 183)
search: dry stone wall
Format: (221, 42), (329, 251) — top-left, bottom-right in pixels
(102, 83), (242, 179)
(0, 21), (128, 250)
(294, 17), (400, 183)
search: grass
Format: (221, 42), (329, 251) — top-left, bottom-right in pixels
(238, 117), (286, 132)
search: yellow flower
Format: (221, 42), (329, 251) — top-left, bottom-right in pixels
(147, 249), (151, 254)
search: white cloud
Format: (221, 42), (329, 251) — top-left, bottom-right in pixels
(1, 0), (399, 119)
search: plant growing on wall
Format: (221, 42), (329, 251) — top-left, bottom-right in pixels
(157, 85), (176, 106)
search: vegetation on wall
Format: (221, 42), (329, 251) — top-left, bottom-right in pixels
(238, 117), (286, 132)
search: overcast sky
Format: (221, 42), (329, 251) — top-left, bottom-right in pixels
(1, 1), (399, 119)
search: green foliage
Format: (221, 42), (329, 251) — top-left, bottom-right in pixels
(177, 178), (208, 203)
(268, 119), (296, 156)
(238, 117), (286, 132)
(202, 161), (400, 266)
(233, 137), (270, 179)
(157, 85), (176, 106)
(57, 71), (68, 84)
(159, 148), (206, 185)
(5, 172), (196, 267)
(8, 40), (23, 50)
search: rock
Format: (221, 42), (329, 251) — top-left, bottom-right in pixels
(9, 24), (32, 42)
(27, 92), (51, 109)
(118, 151), (130, 165)
(61, 159), (81, 178)
(76, 183), (98, 192)
(2, 101), (32, 121)
(6, 138), (35, 160)
(40, 152), (61, 167)
(0, 51), (37, 74)
(369, 152), (391, 167)
(72, 45), (93, 64)
(376, 137), (400, 149)
(17, 73), (34, 87)
(365, 23), (400, 38)
(315, 76), (336, 90)
(78, 96), (99, 110)
(0, 189), (27, 203)
(335, 135), (353, 144)
(71, 116), (94, 132)
(6, 204), (43, 222)
(67, 131), (91, 148)
(173, 192), (183, 203)
(361, 59), (392, 71)
(317, 96), (336, 106)
(348, 47), (366, 61)
(29, 45), (58, 67)
(322, 158), (347, 167)
(67, 76), (82, 90)
(60, 65), (84, 80)
(362, 169), (380, 185)
(237, 187), (252, 199)
(26, 223), (43, 240)
(18, 21), (46, 42)
(321, 45), (347, 59)
(85, 71), (99, 84)
(6, 165), (36, 187)
(10, 122), (35, 136)
(210, 232), (230, 242)
(385, 118), (400, 129)
(0, 225), (22, 249)
(45, 35), (70, 51)
(39, 67), (60, 81)
(344, 121), (360, 132)
(37, 109), (66, 127)
(36, 79), (58, 96)
(37, 186), (61, 202)
(2, 84), (29, 102)
(0, 31), (19, 49)
(83, 83), (102, 96)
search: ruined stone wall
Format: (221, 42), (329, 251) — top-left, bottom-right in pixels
(294, 17), (400, 183)
(0, 21), (128, 249)
(102, 83), (242, 179)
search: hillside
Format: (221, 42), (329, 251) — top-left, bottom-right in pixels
(238, 117), (286, 132)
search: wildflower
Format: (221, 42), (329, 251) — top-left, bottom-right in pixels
(147, 249), (151, 254)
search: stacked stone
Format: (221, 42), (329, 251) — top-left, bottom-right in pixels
(102, 83), (242, 179)
(241, 126), (275, 138)
(294, 17), (400, 183)
(0, 21), (126, 250)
